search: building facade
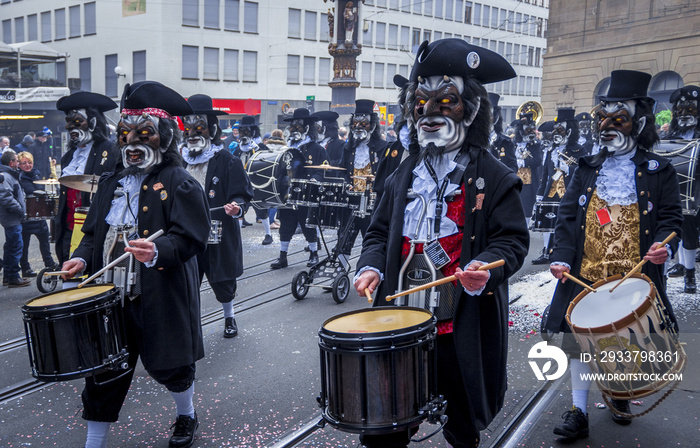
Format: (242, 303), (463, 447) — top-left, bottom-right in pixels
(1, 0), (548, 134)
(542, 0), (700, 118)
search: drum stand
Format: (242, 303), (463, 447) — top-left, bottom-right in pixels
(291, 209), (354, 304)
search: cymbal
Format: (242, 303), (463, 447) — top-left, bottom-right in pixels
(33, 178), (60, 185)
(59, 174), (100, 193)
(352, 175), (375, 180)
(304, 162), (346, 170)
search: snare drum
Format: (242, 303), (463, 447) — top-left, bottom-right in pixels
(318, 307), (437, 434)
(25, 193), (58, 221)
(245, 149), (299, 208)
(208, 219), (222, 244)
(530, 201), (560, 232)
(288, 179), (321, 207)
(306, 205), (342, 230)
(317, 181), (347, 207)
(22, 284), (129, 382)
(566, 273), (687, 399)
(346, 190), (377, 217)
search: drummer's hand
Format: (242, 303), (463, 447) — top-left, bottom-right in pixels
(355, 270), (380, 297)
(125, 239), (156, 263)
(62, 258), (85, 280)
(550, 264), (570, 281)
(644, 242), (668, 265)
(224, 201), (240, 217)
(453, 263), (489, 292)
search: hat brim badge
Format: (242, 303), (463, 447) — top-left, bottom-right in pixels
(467, 52), (480, 69)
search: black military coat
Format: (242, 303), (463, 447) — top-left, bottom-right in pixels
(489, 133), (518, 173)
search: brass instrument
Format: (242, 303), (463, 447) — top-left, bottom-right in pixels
(516, 101), (544, 125)
(558, 150), (579, 167)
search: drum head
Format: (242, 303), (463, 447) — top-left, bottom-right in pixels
(25, 284), (115, 308)
(323, 308), (432, 334)
(569, 277), (651, 329)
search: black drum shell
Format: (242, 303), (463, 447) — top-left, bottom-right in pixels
(318, 307), (437, 435)
(21, 284), (128, 382)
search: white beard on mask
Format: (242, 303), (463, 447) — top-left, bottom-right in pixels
(72, 128), (94, 147)
(416, 115), (469, 152)
(122, 143), (164, 173)
(186, 135), (211, 157)
(599, 100), (641, 155)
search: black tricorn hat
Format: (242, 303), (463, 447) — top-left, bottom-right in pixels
(283, 107), (315, 122)
(669, 85), (700, 104)
(187, 94), (227, 116)
(120, 81), (193, 117)
(393, 74), (409, 88)
(488, 93), (500, 108)
(310, 111), (339, 123)
(410, 39), (516, 85)
(555, 108), (576, 123)
(600, 70), (653, 103)
(56, 91), (117, 113)
(575, 112), (593, 121)
(354, 99), (376, 115)
(538, 120), (555, 132)
(239, 115), (261, 127)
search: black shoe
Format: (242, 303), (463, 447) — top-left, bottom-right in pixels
(240, 219), (252, 228)
(684, 268), (696, 294)
(553, 406), (589, 439)
(610, 399), (632, 425)
(223, 317), (238, 338)
(262, 234), (273, 246)
(22, 269), (37, 278)
(7, 278), (31, 288)
(271, 252), (288, 269)
(169, 412), (198, 448)
(531, 251), (550, 265)
(304, 245), (311, 252)
(667, 263), (685, 278)
(307, 251), (319, 267)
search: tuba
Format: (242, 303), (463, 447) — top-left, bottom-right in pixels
(516, 101), (544, 125)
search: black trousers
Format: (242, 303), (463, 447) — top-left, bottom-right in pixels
(278, 207), (318, 243)
(81, 296), (196, 422)
(681, 214), (699, 250)
(197, 261), (237, 304)
(21, 220), (55, 270)
(361, 333), (480, 448)
(338, 211), (371, 256)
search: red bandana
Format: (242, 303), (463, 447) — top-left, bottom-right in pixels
(121, 107), (175, 121)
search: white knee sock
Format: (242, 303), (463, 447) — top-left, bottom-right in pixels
(280, 241), (290, 252)
(309, 242), (318, 252)
(85, 420), (111, 448)
(570, 359), (592, 413)
(681, 245), (695, 270)
(222, 300), (234, 319)
(543, 232), (551, 249)
(170, 384), (195, 418)
(262, 218), (271, 235)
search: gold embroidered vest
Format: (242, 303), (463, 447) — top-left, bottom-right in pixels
(353, 163), (372, 192)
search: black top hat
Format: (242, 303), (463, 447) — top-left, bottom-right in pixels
(556, 108), (576, 123)
(56, 91), (117, 113)
(600, 70), (653, 103)
(239, 115), (262, 127)
(283, 108), (316, 122)
(120, 81), (193, 117)
(519, 112), (534, 122)
(410, 39), (516, 85)
(488, 93), (500, 108)
(393, 74), (409, 88)
(575, 112), (593, 121)
(310, 111), (339, 123)
(538, 121), (555, 132)
(186, 94), (227, 116)
(670, 85), (700, 104)
(354, 99), (376, 115)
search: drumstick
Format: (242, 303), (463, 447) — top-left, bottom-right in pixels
(364, 288), (373, 303)
(562, 272), (596, 293)
(385, 259), (505, 301)
(210, 202), (239, 212)
(43, 270), (71, 276)
(77, 229), (165, 288)
(609, 231), (677, 293)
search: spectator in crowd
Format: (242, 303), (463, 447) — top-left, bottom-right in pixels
(14, 134), (33, 153)
(1, 136), (11, 153)
(0, 150), (30, 287)
(28, 131), (55, 180)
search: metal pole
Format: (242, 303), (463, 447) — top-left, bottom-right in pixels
(267, 414), (325, 448)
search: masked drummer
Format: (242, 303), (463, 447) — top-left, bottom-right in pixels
(512, 111), (543, 224)
(182, 94), (253, 338)
(544, 70), (683, 440)
(354, 39), (529, 448)
(54, 92), (120, 264)
(661, 85), (700, 293)
(61, 81), (211, 448)
(270, 108), (329, 269)
(311, 110), (345, 166)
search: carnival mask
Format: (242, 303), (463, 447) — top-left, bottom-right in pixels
(578, 120), (592, 136)
(239, 126), (256, 147)
(286, 119), (309, 145)
(541, 131), (553, 150)
(596, 100), (643, 155)
(674, 99), (698, 130)
(117, 114), (164, 173)
(552, 122), (570, 146)
(314, 121), (327, 143)
(521, 121), (538, 143)
(413, 76), (476, 152)
(183, 115), (212, 156)
(65, 109), (96, 147)
(351, 113), (374, 143)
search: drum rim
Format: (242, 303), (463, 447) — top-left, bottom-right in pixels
(320, 306), (435, 337)
(565, 273), (655, 333)
(23, 283), (118, 311)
